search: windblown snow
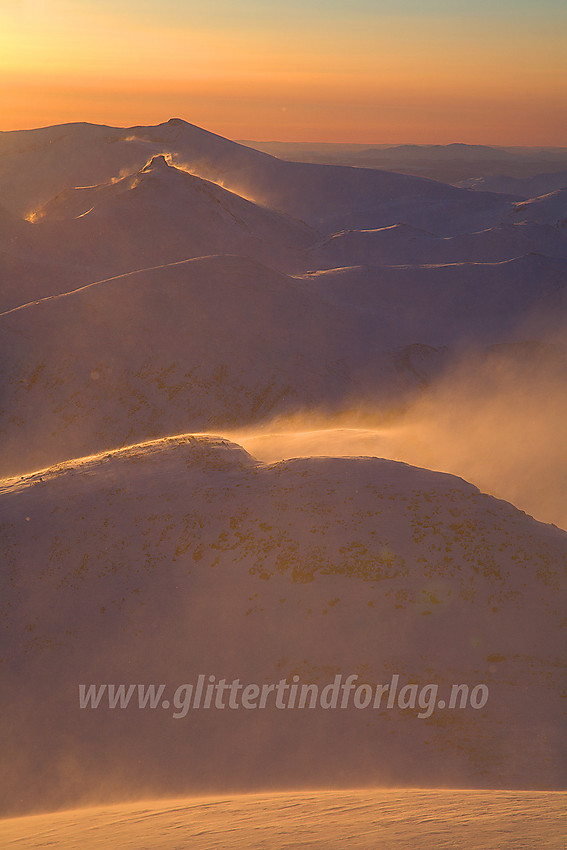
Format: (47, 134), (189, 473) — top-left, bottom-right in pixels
(0, 119), (565, 837)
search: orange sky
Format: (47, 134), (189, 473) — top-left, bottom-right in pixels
(1, 0), (566, 143)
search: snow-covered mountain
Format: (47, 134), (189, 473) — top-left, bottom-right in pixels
(508, 188), (567, 228)
(0, 253), (437, 476)
(24, 154), (315, 277)
(2, 120), (564, 317)
(456, 169), (567, 199)
(1, 119), (566, 816)
(0, 118), (510, 235)
(241, 139), (567, 187)
(2, 248), (565, 477)
(1, 435), (565, 813)
(308, 221), (567, 267)
(303, 255), (567, 346)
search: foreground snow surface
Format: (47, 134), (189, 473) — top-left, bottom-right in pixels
(1, 789), (565, 849)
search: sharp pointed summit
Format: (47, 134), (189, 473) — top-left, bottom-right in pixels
(138, 153), (174, 174)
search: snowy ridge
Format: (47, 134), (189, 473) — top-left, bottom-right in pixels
(1, 434), (566, 812)
(508, 188), (567, 227)
(0, 432), (258, 495)
(12, 154), (316, 280)
(309, 221), (567, 267)
(2, 249), (564, 476)
(1, 119), (566, 816)
(456, 169), (567, 199)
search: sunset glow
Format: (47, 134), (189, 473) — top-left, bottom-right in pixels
(1, 0), (567, 839)
(1, 0), (566, 142)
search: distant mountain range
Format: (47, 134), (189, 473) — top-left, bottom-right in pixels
(0, 119), (565, 814)
(239, 139), (567, 186)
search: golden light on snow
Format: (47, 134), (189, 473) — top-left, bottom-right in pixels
(1, 790), (566, 849)
(0, 3), (566, 836)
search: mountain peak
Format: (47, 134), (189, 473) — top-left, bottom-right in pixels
(139, 154), (172, 174)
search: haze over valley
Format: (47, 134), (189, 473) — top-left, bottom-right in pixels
(1, 118), (565, 847)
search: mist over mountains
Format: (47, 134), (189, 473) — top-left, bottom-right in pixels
(240, 139), (567, 187)
(0, 118), (565, 815)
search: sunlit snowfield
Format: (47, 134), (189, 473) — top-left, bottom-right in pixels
(2, 790), (566, 850)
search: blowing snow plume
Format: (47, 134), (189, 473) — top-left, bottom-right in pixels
(1, 119), (566, 840)
(1, 435), (566, 815)
(232, 335), (567, 531)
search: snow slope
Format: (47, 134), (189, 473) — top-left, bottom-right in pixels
(308, 222), (567, 268)
(24, 154), (316, 277)
(1, 119), (566, 827)
(456, 169), (567, 199)
(2, 120), (559, 318)
(0, 119), (511, 235)
(0, 254), (413, 475)
(2, 250), (564, 477)
(1, 435), (565, 814)
(508, 189), (567, 228)
(303, 255), (567, 347)
(0, 251), (84, 313)
(1, 790), (566, 850)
